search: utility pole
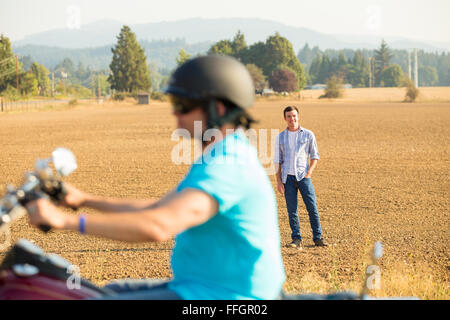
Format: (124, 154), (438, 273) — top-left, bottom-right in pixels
(51, 72), (55, 97)
(408, 51), (412, 80)
(414, 49), (419, 87)
(97, 74), (101, 99)
(15, 55), (19, 91)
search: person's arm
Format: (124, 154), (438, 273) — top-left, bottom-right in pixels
(274, 134), (284, 194)
(304, 158), (318, 178)
(275, 164), (284, 194)
(305, 132), (320, 178)
(62, 183), (160, 213)
(27, 188), (218, 242)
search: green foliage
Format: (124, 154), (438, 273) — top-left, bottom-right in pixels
(404, 79), (419, 102)
(379, 64), (404, 87)
(419, 66), (438, 86)
(231, 30), (247, 58)
(297, 43), (321, 69)
(0, 35), (19, 93)
(269, 68), (298, 92)
(90, 73), (110, 97)
(31, 62), (50, 95)
(374, 39), (394, 84)
(108, 25), (152, 93)
(208, 40), (234, 56)
(320, 75), (343, 99)
(262, 33), (306, 90)
(245, 64), (267, 92)
(19, 55), (34, 71)
(3, 84), (20, 101)
(208, 32), (305, 91)
(113, 92), (126, 101)
(19, 72), (38, 96)
(67, 84), (94, 99)
(150, 91), (167, 101)
(176, 48), (191, 66)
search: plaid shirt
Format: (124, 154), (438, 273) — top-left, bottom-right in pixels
(273, 127), (320, 183)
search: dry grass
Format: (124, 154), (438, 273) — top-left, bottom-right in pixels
(282, 86), (450, 103)
(0, 92), (449, 300)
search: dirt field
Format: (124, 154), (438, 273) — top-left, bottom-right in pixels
(0, 97), (449, 299)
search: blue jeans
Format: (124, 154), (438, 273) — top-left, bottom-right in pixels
(284, 175), (323, 241)
(97, 279), (181, 300)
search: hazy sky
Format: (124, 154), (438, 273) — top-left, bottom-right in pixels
(1, 0), (449, 43)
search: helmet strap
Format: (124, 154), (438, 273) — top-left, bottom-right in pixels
(205, 99), (221, 130)
(204, 99), (252, 130)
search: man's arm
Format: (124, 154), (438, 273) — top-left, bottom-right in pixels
(275, 164), (284, 194)
(305, 132), (320, 178)
(28, 188), (218, 242)
(274, 134), (284, 194)
(304, 158), (318, 178)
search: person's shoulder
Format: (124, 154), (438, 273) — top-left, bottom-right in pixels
(301, 127), (315, 137)
(277, 128), (288, 138)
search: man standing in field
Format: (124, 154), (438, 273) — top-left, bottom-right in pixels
(274, 106), (328, 249)
(26, 55), (286, 300)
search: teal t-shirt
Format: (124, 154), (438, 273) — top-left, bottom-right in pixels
(167, 129), (285, 300)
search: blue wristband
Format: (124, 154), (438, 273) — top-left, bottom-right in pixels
(79, 214), (86, 234)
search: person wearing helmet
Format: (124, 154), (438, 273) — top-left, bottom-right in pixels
(25, 55), (286, 300)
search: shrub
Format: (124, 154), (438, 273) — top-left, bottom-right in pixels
(113, 92), (127, 101)
(150, 91), (167, 101)
(404, 79), (419, 103)
(320, 75), (343, 99)
(68, 99), (78, 106)
(269, 68), (298, 93)
(3, 85), (20, 101)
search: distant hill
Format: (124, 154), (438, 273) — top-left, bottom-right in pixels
(12, 18), (450, 74)
(14, 39), (212, 71)
(15, 17), (450, 52)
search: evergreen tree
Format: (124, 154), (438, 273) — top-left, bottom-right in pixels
(347, 50), (369, 87)
(309, 54), (322, 84)
(176, 48), (191, 66)
(208, 40), (234, 56)
(317, 55), (331, 83)
(108, 25), (151, 93)
(231, 30), (247, 59)
(374, 39), (394, 84)
(437, 52), (450, 86)
(419, 66), (438, 86)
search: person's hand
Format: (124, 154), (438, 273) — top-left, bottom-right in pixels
(62, 183), (88, 209)
(304, 172), (312, 179)
(277, 180), (285, 194)
(26, 198), (72, 230)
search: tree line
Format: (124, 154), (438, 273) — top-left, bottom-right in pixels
(299, 43), (450, 87)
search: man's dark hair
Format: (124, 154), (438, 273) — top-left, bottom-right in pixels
(283, 106), (299, 118)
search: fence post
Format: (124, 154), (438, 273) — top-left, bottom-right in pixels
(1, 97), (3, 112)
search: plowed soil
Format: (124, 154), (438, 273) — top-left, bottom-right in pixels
(0, 99), (448, 298)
